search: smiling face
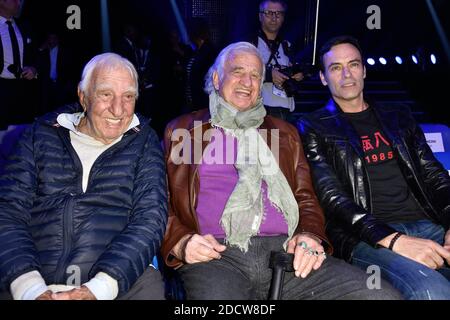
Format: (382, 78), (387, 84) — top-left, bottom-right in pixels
(320, 43), (366, 108)
(78, 66), (137, 144)
(213, 51), (263, 111)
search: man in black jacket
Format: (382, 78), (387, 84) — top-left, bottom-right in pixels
(0, 53), (167, 300)
(299, 35), (450, 299)
(0, 0), (38, 128)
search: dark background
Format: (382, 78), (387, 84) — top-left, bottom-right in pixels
(22, 0), (449, 65)
(19, 0), (450, 125)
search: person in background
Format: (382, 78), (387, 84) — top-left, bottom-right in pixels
(253, 0), (304, 122)
(37, 31), (76, 114)
(0, 0), (38, 128)
(161, 41), (401, 300)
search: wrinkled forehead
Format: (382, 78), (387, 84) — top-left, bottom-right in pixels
(91, 65), (136, 87)
(227, 51), (263, 72)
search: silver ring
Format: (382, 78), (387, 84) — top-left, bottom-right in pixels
(321, 252), (327, 259)
(307, 248), (314, 255)
(313, 251), (319, 256)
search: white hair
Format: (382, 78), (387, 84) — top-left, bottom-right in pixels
(78, 52), (139, 99)
(204, 41), (266, 95)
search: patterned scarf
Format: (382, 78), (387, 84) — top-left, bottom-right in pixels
(209, 91), (299, 252)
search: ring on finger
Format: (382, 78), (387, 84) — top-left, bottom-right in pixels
(297, 241), (308, 249)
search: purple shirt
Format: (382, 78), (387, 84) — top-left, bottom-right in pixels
(195, 129), (288, 238)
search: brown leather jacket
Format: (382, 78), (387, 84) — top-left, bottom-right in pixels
(161, 109), (332, 268)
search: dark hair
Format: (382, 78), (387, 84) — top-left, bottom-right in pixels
(259, 0), (288, 12)
(318, 35), (363, 72)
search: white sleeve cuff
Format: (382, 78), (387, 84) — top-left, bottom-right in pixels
(10, 270), (48, 300)
(83, 272), (119, 300)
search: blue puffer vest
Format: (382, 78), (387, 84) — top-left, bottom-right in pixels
(0, 103), (167, 297)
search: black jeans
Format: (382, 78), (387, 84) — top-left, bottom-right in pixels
(178, 236), (402, 300)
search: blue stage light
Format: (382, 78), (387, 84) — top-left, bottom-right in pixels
(430, 54), (437, 64)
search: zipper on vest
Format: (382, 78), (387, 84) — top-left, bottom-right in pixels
(56, 127), (84, 194)
(54, 196), (75, 284)
(84, 131), (137, 193)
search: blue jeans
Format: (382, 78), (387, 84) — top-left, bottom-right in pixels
(352, 219), (450, 300)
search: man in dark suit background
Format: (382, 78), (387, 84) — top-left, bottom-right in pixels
(37, 31), (77, 114)
(0, 0), (38, 129)
(114, 23), (139, 71)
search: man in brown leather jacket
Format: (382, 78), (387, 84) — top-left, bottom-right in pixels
(161, 41), (400, 300)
